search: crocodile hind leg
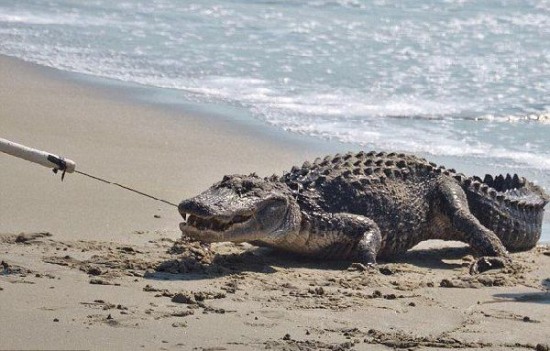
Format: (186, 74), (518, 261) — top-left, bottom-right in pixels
(438, 179), (510, 273)
(305, 213), (382, 264)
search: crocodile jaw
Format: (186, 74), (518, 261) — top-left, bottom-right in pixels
(179, 211), (256, 242)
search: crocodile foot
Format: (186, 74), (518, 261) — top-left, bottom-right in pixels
(469, 256), (510, 275)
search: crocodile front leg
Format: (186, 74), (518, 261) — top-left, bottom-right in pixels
(438, 179), (510, 273)
(302, 212), (382, 264)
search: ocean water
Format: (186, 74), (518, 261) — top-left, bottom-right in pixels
(1, 0), (549, 240)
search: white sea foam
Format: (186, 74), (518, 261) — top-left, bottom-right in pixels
(0, 0), (548, 172)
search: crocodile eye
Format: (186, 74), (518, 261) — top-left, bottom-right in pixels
(257, 199), (287, 227)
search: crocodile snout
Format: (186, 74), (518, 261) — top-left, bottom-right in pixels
(178, 198), (215, 218)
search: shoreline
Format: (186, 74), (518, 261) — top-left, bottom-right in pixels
(1, 54), (548, 242)
(1, 55), (550, 350)
(2, 54), (339, 155)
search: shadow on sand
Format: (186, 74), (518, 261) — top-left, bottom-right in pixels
(395, 243), (471, 270)
(492, 290), (550, 305)
(145, 246), (350, 281)
(145, 241), (474, 281)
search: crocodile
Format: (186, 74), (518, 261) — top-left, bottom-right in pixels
(179, 151), (548, 273)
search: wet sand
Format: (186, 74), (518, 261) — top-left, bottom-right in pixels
(1, 56), (549, 350)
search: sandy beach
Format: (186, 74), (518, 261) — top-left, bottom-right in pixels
(1, 56), (549, 350)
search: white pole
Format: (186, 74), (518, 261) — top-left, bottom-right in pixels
(0, 137), (76, 174)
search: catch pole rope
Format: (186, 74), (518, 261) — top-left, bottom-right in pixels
(0, 137), (178, 208)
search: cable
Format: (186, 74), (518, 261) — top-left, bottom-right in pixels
(75, 170), (178, 208)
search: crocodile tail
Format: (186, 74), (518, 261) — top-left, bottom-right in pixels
(461, 173), (548, 252)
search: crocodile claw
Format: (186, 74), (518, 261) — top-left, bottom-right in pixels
(348, 262), (376, 272)
(469, 256), (510, 275)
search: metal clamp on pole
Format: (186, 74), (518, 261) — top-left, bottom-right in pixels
(47, 155), (70, 180)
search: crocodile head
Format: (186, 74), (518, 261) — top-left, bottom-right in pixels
(461, 173), (549, 252)
(178, 174), (300, 243)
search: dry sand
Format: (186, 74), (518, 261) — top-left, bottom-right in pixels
(1, 56), (549, 350)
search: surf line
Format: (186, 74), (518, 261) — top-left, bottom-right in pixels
(0, 137), (178, 208)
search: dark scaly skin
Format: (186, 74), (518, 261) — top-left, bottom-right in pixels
(179, 151), (549, 273)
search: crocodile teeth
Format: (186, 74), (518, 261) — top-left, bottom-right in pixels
(183, 211), (254, 233)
